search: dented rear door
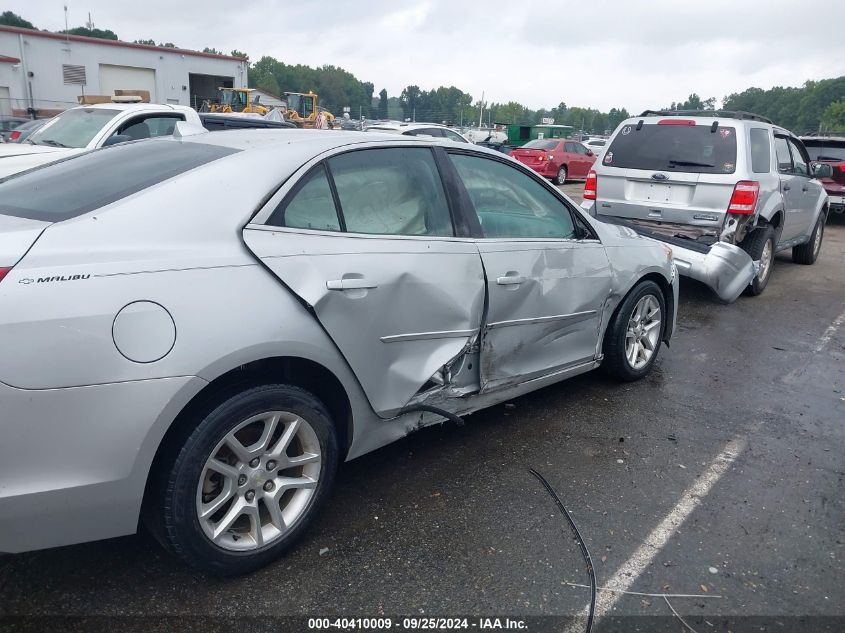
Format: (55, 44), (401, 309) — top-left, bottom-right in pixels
(243, 147), (485, 416)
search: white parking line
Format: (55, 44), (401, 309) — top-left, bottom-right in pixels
(813, 308), (845, 353)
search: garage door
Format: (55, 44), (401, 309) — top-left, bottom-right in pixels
(98, 64), (156, 101)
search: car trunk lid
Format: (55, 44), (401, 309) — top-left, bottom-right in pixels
(511, 148), (549, 166)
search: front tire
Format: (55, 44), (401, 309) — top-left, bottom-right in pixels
(149, 384), (339, 575)
(555, 166), (567, 185)
(792, 214), (825, 265)
(602, 280), (666, 381)
(741, 225), (775, 296)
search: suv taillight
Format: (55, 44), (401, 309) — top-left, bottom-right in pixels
(727, 181), (759, 214)
(584, 170), (597, 200)
(0, 267), (11, 283)
(8, 130), (21, 141)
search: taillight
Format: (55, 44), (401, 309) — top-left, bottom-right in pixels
(584, 170), (597, 200)
(658, 119), (695, 126)
(8, 130), (21, 141)
(838, 164), (845, 172)
(727, 181), (759, 214)
(0, 267), (12, 283)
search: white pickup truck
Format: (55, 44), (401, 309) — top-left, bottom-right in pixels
(0, 103), (202, 179)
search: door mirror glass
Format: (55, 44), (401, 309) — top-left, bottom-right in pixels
(811, 162), (833, 179)
(586, 149), (594, 156)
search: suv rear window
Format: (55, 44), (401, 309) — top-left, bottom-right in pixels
(802, 139), (845, 162)
(0, 140), (238, 222)
(604, 123), (738, 173)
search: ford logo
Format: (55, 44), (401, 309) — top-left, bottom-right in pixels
(651, 173), (668, 181)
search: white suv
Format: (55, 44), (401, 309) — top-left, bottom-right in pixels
(582, 110), (832, 302)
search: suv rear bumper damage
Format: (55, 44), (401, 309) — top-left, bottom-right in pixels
(595, 214), (756, 303)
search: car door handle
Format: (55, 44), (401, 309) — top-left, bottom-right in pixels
(326, 278), (378, 290)
(496, 274), (526, 285)
(783, 184), (791, 191)
(802, 185), (809, 192)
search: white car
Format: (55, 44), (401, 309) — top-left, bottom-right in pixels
(365, 122), (470, 143)
(0, 102), (202, 178)
(582, 137), (608, 155)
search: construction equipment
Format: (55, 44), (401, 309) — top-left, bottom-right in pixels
(283, 92), (334, 129)
(203, 88), (269, 115)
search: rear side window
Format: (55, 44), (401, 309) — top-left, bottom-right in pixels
(774, 136), (792, 173)
(604, 123), (738, 173)
(328, 148), (454, 237)
(749, 128), (771, 173)
(269, 164), (341, 231)
(0, 140), (238, 222)
(449, 153), (576, 239)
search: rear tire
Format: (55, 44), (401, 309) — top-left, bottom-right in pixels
(147, 384), (339, 575)
(555, 166), (567, 185)
(741, 225), (775, 296)
(791, 214), (825, 265)
(602, 280), (666, 381)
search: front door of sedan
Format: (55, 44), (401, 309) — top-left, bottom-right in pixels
(446, 152), (613, 391)
(243, 147), (485, 416)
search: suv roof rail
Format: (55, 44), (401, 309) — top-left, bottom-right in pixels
(638, 110), (773, 124)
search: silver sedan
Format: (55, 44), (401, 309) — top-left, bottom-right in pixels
(0, 126), (677, 574)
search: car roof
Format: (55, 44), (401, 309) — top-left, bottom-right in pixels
(68, 103), (195, 114)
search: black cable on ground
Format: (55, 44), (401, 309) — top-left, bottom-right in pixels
(528, 468), (596, 633)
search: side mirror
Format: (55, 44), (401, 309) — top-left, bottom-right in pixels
(586, 149), (594, 156)
(811, 162), (833, 179)
(103, 134), (133, 147)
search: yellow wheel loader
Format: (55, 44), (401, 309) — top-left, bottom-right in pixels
(203, 88), (269, 115)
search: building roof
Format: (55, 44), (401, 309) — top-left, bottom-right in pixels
(0, 25), (247, 62)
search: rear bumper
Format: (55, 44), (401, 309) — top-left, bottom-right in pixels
(596, 214), (756, 303)
(0, 376), (204, 553)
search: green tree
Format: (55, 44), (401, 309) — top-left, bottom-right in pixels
(134, 38), (157, 45)
(0, 11), (35, 29)
(377, 89), (389, 119)
(63, 26), (119, 40)
(257, 74), (281, 96)
(400, 85), (422, 120)
(202, 47), (222, 55)
(820, 98), (845, 132)
(230, 50), (248, 59)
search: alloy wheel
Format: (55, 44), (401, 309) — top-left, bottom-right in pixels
(625, 294), (662, 370)
(813, 221), (824, 257)
(196, 411), (322, 551)
(758, 239), (773, 283)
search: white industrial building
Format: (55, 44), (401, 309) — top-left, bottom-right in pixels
(0, 25), (248, 117)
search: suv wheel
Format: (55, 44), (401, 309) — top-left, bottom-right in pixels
(602, 280), (665, 381)
(792, 214), (825, 265)
(148, 384), (339, 575)
(555, 166), (567, 185)
(741, 225), (775, 296)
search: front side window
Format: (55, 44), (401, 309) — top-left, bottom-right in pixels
(749, 128), (771, 174)
(116, 115), (184, 141)
(448, 153), (576, 239)
(787, 138), (809, 176)
(406, 128), (443, 138)
(269, 164), (341, 231)
(27, 107), (119, 149)
(328, 148), (454, 237)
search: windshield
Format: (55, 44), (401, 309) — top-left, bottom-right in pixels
(0, 140), (238, 222)
(604, 123), (738, 173)
(522, 140), (559, 150)
(27, 108), (119, 149)
(802, 140), (845, 162)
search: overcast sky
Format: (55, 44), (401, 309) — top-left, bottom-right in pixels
(8, 0), (845, 112)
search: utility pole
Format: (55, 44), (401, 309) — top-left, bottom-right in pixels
(478, 91), (484, 128)
(63, 4), (69, 42)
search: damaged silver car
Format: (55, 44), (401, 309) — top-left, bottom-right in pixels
(582, 111), (832, 302)
(0, 127), (676, 574)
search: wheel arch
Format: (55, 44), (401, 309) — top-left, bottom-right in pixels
(140, 355), (354, 524)
(602, 271), (674, 353)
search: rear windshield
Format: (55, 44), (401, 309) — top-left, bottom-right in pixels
(0, 140), (238, 222)
(604, 123), (738, 173)
(522, 140), (559, 150)
(802, 140), (845, 162)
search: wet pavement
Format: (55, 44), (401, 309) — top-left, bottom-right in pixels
(1, 192), (843, 631)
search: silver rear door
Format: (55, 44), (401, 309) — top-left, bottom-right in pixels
(244, 147), (486, 416)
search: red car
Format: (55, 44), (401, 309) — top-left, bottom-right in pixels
(510, 139), (597, 185)
(801, 135), (845, 216)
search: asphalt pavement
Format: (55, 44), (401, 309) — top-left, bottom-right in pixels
(1, 183), (843, 632)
